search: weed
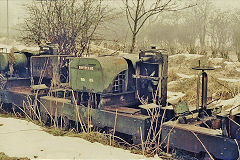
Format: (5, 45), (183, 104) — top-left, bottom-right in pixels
(43, 127), (68, 136)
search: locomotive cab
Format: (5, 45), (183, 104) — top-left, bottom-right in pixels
(133, 49), (168, 106)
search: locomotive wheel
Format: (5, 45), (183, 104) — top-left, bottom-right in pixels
(41, 112), (49, 125)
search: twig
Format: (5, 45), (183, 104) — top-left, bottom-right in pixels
(54, 106), (58, 128)
(159, 119), (178, 147)
(72, 90), (86, 132)
(113, 109), (118, 141)
(191, 131), (214, 160)
(12, 104), (33, 121)
(234, 139), (240, 160)
(157, 109), (166, 147)
(140, 127), (145, 156)
(104, 133), (136, 149)
(167, 131), (170, 154)
(37, 99), (56, 125)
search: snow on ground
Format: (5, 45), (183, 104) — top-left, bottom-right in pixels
(217, 93), (240, 108)
(169, 54), (203, 60)
(168, 81), (178, 86)
(208, 58), (224, 65)
(1, 43), (39, 52)
(0, 117), (161, 160)
(0, 39), (39, 52)
(218, 78), (240, 83)
(223, 61), (240, 72)
(213, 65), (222, 69)
(168, 53), (240, 109)
(176, 73), (196, 79)
(213, 93), (240, 113)
(167, 91), (185, 104)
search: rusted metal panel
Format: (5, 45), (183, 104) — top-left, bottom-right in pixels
(161, 54), (168, 107)
(39, 96), (74, 120)
(134, 50), (168, 107)
(0, 89), (35, 107)
(102, 106), (140, 114)
(31, 56), (56, 78)
(0, 80), (47, 108)
(31, 55), (72, 80)
(4, 78), (30, 89)
(99, 91), (139, 108)
(162, 121), (239, 160)
(39, 96), (151, 144)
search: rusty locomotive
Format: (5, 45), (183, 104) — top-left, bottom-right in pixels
(0, 45), (240, 160)
(0, 45), (169, 144)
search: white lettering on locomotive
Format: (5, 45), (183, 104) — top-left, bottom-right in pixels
(78, 65), (94, 71)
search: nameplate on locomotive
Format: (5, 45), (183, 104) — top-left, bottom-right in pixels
(78, 65), (94, 71)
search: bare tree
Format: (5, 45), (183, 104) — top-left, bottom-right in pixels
(208, 10), (232, 58)
(122, 0), (192, 53)
(21, 0), (111, 56)
(231, 10), (240, 61)
(192, 0), (213, 48)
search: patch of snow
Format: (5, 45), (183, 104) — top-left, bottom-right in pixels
(208, 58), (224, 65)
(224, 61), (240, 66)
(167, 91), (185, 104)
(218, 78), (240, 83)
(176, 73), (196, 79)
(214, 94), (240, 113)
(213, 65), (222, 69)
(169, 54), (203, 60)
(223, 61), (239, 72)
(168, 81), (178, 86)
(91, 44), (117, 54)
(0, 43), (39, 52)
(0, 117), (160, 160)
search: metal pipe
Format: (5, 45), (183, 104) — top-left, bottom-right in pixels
(196, 60), (201, 110)
(202, 71), (208, 110)
(7, 0), (9, 43)
(196, 72), (201, 110)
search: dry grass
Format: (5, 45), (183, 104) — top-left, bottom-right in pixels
(168, 69), (179, 82)
(136, 90), (175, 159)
(168, 77), (197, 106)
(0, 152), (29, 160)
(43, 127), (68, 136)
(209, 76), (240, 100)
(168, 71), (240, 107)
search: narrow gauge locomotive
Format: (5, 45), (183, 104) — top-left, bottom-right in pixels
(0, 45), (171, 144)
(39, 49), (170, 143)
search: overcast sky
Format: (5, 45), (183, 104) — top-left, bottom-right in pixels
(0, 0), (240, 35)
